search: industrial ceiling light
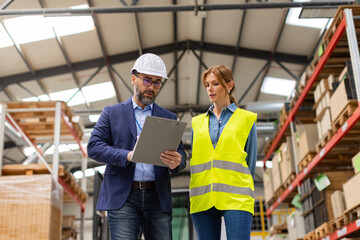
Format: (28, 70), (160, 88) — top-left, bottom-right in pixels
(298, 0), (350, 19)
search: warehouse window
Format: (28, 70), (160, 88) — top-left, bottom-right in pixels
(260, 77), (296, 97)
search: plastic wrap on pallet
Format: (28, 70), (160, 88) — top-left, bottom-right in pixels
(0, 174), (63, 240)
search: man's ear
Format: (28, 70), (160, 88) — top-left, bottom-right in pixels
(131, 75), (136, 86)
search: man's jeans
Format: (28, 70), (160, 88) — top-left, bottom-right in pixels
(107, 188), (172, 240)
(191, 207), (252, 240)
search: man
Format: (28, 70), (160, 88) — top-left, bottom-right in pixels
(87, 53), (187, 240)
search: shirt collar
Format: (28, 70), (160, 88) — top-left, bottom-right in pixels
(131, 97), (153, 111)
(206, 102), (237, 116)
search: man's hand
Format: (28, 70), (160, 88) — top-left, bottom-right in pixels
(127, 151), (133, 162)
(160, 151), (182, 170)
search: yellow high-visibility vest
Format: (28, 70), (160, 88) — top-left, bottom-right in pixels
(190, 108), (257, 214)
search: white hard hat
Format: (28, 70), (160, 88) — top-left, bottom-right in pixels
(131, 53), (168, 79)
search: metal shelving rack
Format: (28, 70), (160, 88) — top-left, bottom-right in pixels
(0, 101), (88, 239)
(262, 7), (360, 240)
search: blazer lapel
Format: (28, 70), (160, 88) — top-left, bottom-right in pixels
(122, 98), (137, 140)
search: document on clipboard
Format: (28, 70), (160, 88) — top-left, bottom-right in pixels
(130, 116), (187, 167)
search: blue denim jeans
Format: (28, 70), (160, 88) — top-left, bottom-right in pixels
(191, 207), (252, 240)
(107, 188), (172, 240)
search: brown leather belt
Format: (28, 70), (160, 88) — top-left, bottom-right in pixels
(132, 181), (155, 190)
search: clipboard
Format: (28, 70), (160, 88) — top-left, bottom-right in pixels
(130, 116), (187, 167)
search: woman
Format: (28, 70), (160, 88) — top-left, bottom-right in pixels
(190, 65), (257, 240)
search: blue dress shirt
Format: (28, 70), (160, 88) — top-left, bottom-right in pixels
(132, 98), (156, 181)
(193, 103), (257, 179)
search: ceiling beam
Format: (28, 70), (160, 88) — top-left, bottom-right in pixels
(232, 0), (249, 72)
(0, 40), (308, 88)
(0, 2), (352, 16)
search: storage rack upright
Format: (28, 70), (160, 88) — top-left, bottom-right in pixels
(262, 7), (360, 240)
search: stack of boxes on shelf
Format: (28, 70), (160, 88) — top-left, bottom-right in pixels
(0, 164), (87, 240)
(263, 136), (296, 206)
(0, 174), (63, 240)
(287, 210), (306, 240)
(314, 74), (336, 148)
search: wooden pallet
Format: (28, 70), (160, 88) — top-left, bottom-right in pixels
(298, 152), (317, 172)
(323, 6), (360, 50)
(269, 222), (287, 236)
(282, 172), (296, 190)
(329, 213), (351, 233)
(272, 185), (285, 203)
(316, 129), (334, 152)
(345, 203), (360, 222)
(303, 231), (315, 240)
(331, 100), (358, 133)
(314, 222), (331, 240)
(6, 101), (83, 143)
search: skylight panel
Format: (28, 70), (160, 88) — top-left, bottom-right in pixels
(81, 82), (116, 103)
(286, 0), (331, 29)
(5, 16), (55, 44)
(0, 24), (14, 48)
(260, 77), (296, 97)
(1, 4), (94, 47)
(21, 81), (116, 106)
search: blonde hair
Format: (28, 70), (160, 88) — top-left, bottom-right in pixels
(202, 65), (237, 106)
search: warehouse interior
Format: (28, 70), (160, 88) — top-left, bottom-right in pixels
(1, 0), (360, 239)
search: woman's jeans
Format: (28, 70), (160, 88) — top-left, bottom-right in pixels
(107, 188), (172, 240)
(191, 207), (252, 240)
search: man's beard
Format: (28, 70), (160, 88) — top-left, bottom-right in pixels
(135, 85), (156, 106)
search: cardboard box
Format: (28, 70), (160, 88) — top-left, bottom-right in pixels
(272, 152), (283, 191)
(331, 190), (346, 219)
(330, 78), (355, 121)
(287, 210), (305, 240)
(352, 152), (360, 174)
(0, 174), (63, 240)
(343, 172), (360, 211)
(280, 137), (295, 183)
(320, 108), (332, 137)
(314, 83), (322, 104)
(263, 168), (274, 203)
(298, 124), (318, 161)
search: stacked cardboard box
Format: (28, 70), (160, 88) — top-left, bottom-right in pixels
(0, 174), (63, 240)
(297, 124), (318, 163)
(279, 137), (295, 184)
(343, 172), (360, 212)
(314, 75), (336, 140)
(272, 151), (283, 192)
(330, 62), (358, 124)
(287, 210), (306, 240)
(263, 168), (274, 203)
(330, 190), (346, 219)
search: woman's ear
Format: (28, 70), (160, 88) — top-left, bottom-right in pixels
(227, 81), (234, 93)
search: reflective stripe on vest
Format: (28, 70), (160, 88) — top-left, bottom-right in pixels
(191, 183), (255, 198)
(191, 159), (251, 175)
